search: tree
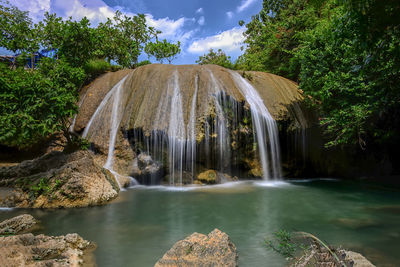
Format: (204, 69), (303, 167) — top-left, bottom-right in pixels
(196, 49), (234, 69)
(113, 12), (159, 68)
(297, 0), (400, 148)
(239, 0), (324, 80)
(241, 0), (400, 150)
(37, 12), (97, 67)
(145, 39), (181, 64)
(0, 0), (40, 68)
(0, 0), (33, 52)
(0, 59), (85, 149)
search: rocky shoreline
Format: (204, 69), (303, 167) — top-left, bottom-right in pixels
(0, 214), (95, 266)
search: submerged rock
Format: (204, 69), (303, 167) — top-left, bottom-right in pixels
(332, 218), (380, 229)
(155, 229), (238, 267)
(0, 214), (38, 235)
(0, 150), (119, 208)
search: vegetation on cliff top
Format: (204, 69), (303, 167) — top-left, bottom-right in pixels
(0, 0), (181, 149)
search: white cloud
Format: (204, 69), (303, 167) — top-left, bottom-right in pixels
(226, 11), (234, 19)
(237, 0), (256, 13)
(50, 0), (117, 25)
(195, 7), (203, 14)
(197, 16), (205, 26)
(146, 15), (197, 47)
(11, 0), (50, 22)
(188, 27), (245, 54)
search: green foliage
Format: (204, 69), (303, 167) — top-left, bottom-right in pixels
(196, 49), (234, 69)
(136, 60), (152, 67)
(84, 59), (114, 79)
(110, 12), (159, 68)
(0, 2), (179, 149)
(0, 59), (84, 149)
(296, 0), (400, 148)
(145, 39), (181, 64)
(265, 230), (302, 259)
(241, 0), (400, 149)
(0, 0), (38, 54)
(30, 178), (51, 197)
(239, 0), (323, 79)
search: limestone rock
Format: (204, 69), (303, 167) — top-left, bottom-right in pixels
(155, 229), (238, 267)
(0, 150), (119, 208)
(0, 232), (95, 267)
(0, 214), (38, 235)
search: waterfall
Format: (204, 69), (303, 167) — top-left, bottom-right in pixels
(208, 71), (230, 172)
(230, 71), (282, 179)
(83, 75), (138, 188)
(81, 65), (290, 186)
(167, 71), (186, 185)
(186, 74), (199, 182)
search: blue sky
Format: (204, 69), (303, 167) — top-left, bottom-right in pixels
(6, 0), (263, 64)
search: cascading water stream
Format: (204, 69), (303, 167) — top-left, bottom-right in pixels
(208, 71), (231, 172)
(167, 71), (186, 185)
(83, 76), (137, 188)
(186, 74), (199, 181)
(230, 71), (282, 179)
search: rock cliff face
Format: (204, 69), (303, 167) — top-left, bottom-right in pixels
(73, 64), (310, 184)
(155, 229), (238, 267)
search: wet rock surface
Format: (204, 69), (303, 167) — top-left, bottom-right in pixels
(132, 153), (163, 184)
(155, 229), (238, 267)
(0, 150), (119, 208)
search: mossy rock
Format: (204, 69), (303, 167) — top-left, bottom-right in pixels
(197, 170), (217, 184)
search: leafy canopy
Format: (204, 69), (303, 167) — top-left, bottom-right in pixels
(196, 49), (234, 69)
(240, 0), (400, 150)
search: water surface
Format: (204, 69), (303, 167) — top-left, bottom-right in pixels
(1, 179), (399, 266)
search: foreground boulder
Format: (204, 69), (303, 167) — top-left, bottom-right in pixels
(0, 150), (119, 208)
(0, 214), (38, 235)
(0, 215), (95, 266)
(155, 229), (238, 267)
(0, 233), (94, 267)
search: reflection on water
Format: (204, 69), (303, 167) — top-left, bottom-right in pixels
(1, 180), (400, 267)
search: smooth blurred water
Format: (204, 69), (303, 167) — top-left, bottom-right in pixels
(1, 179), (400, 267)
